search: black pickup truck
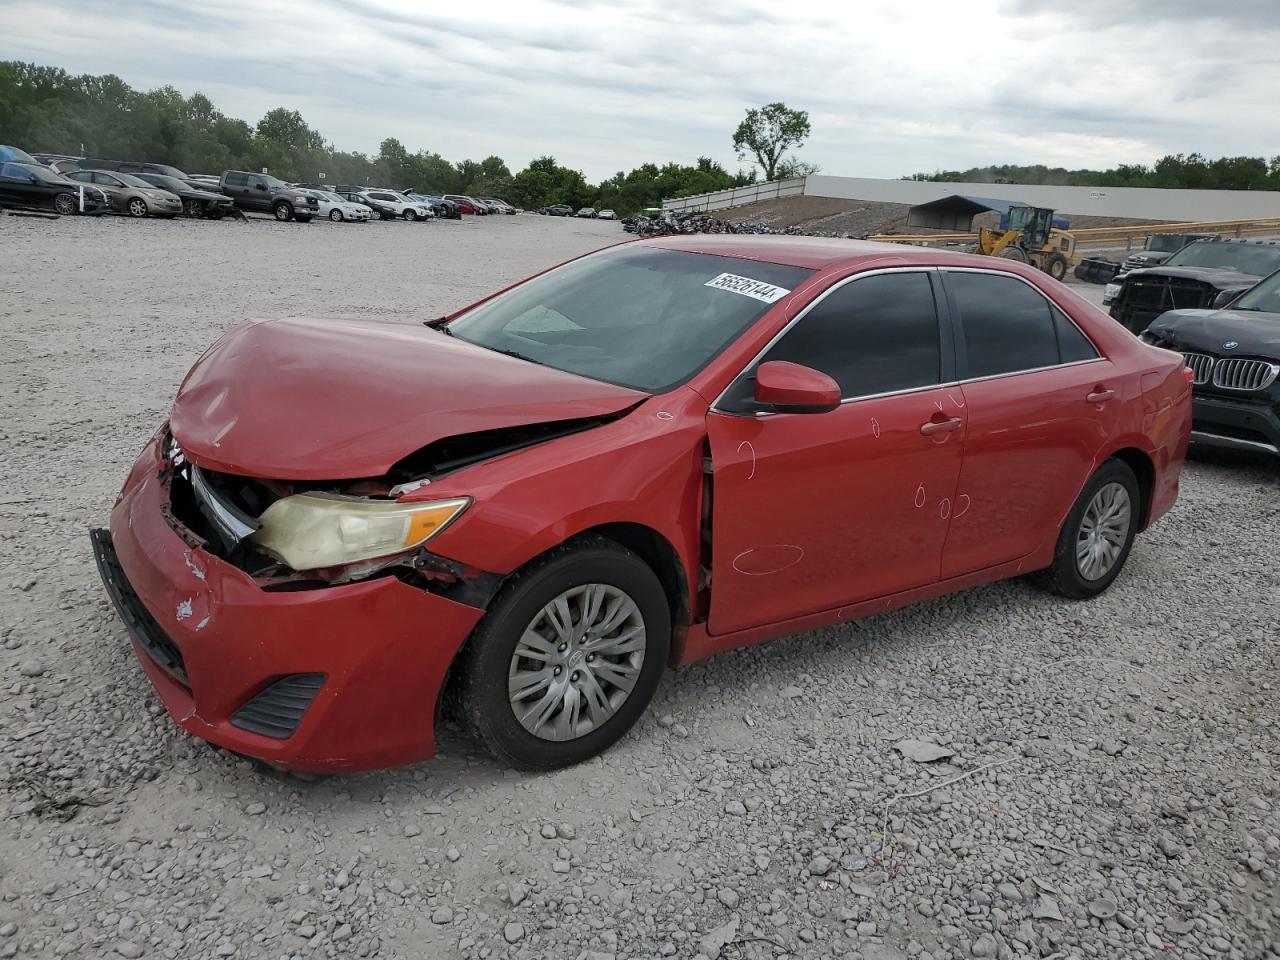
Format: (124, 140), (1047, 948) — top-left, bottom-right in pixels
(219, 170), (319, 222)
(1107, 238), (1280, 334)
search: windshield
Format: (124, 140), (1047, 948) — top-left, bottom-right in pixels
(447, 247), (813, 392)
(1147, 235), (1187, 254)
(319, 191), (343, 202)
(1165, 242), (1280, 275)
(263, 175), (287, 189)
(1229, 270), (1280, 315)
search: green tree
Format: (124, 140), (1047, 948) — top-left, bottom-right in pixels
(732, 103), (811, 181)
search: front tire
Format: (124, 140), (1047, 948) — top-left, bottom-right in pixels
(329, 209), (343, 222)
(54, 193), (78, 216)
(457, 537), (670, 769)
(273, 202), (293, 222)
(1045, 252), (1069, 281)
(1039, 459), (1140, 598)
(127, 197), (149, 218)
(403, 209), (417, 221)
(183, 199), (202, 217)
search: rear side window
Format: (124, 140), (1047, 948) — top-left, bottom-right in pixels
(946, 272), (1076, 377)
(761, 271), (942, 398)
(225, 171), (248, 186)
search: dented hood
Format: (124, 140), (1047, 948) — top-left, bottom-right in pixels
(170, 317), (648, 480)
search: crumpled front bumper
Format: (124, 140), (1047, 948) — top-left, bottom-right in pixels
(94, 431), (485, 772)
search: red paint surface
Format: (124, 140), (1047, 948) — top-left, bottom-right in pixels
(105, 238), (1190, 771)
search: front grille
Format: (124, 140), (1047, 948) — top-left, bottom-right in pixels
(231, 674), (326, 739)
(1212, 358), (1280, 392)
(1122, 277), (1214, 312)
(1183, 352), (1214, 385)
(90, 529), (189, 686)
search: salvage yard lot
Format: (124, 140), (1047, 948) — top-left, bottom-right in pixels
(1, 214), (1276, 960)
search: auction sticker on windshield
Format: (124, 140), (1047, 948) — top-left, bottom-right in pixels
(704, 273), (791, 304)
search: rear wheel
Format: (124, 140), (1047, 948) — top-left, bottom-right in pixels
(127, 197), (149, 218)
(1039, 459), (1140, 598)
(273, 202), (293, 222)
(54, 193), (78, 216)
(457, 537), (670, 769)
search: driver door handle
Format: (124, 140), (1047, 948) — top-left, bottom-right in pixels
(1086, 388), (1115, 403)
(920, 417), (963, 436)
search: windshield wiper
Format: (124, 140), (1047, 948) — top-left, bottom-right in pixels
(486, 346), (546, 367)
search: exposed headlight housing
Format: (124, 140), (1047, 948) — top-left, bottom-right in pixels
(249, 494), (469, 571)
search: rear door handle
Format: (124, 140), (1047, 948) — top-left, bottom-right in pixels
(920, 417), (963, 436)
(1086, 388), (1115, 403)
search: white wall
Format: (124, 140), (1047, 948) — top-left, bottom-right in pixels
(666, 174), (1280, 222)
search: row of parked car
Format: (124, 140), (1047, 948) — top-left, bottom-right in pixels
(0, 144), (519, 223)
(539, 204), (618, 220)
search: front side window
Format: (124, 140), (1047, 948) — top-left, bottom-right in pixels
(758, 271), (942, 398)
(449, 247), (813, 393)
(946, 272), (1095, 378)
(1231, 270), (1280, 315)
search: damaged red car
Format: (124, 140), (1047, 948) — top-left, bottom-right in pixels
(93, 236), (1191, 772)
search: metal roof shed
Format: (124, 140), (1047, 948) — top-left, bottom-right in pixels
(907, 194), (1069, 231)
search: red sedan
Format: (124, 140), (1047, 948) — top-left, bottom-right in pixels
(93, 236), (1191, 772)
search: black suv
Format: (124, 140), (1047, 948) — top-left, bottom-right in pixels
(1141, 268), (1280, 457)
(1108, 238), (1280, 334)
(220, 170), (319, 222)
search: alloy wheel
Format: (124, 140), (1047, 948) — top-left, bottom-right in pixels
(128, 198), (148, 218)
(1076, 482), (1132, 580)
(54, 194), (77, 215)
(507, 583), (646, 742)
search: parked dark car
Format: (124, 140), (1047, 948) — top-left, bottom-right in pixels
(66, 169), (184, 218)
(1107, 239), (1280, 334)
(1141, 268), (1280, 457)
(0, 161), (111, 215)
(220, 170), (318, 222)
(75, 158), (192, 180)
(1102, 233), (1216, 305)
(0, 144), (39, 164)
(541, 204), (574, 216)
(134, 173), (236, 219)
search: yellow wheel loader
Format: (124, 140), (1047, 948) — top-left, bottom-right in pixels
(976, 205), (1074, 281)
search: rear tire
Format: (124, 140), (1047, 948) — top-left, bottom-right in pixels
(1038, 459), (1140, 599)
(456, 537), (670, 770)
(273, 202), (293, 222)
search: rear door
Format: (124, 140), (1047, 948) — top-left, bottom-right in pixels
(937, 269), (1118, 578)
(706, 269), (965, 635)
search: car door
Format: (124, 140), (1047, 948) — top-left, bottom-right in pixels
(93, 172), (126, 208)
(0, 164), (32, 206)
(705, 269), (965, 636)
(936, 269), (1118, 578)
(243, 175), (271, 210)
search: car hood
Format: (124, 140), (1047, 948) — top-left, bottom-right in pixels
(1124, 251), (1172, 265)
(1124, 265), (1264, 290)
(1147, 308), (1280, 356)
(169, 317), (648, 481)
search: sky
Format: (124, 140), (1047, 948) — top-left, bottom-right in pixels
(3, 0), (1278, 181)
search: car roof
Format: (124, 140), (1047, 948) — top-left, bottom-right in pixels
(636, 234), (984, 270)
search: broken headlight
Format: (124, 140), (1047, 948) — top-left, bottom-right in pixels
(249, 494), (469, 571)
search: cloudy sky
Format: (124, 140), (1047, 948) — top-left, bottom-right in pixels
(4, 0), (1277, 180)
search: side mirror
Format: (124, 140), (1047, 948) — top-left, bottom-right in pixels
(255, 183), (267, 191)
(753, 361), (841, 413)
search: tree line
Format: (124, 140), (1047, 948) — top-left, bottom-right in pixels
(904, 155), (1280, 191)
(0, 60), (756, 215)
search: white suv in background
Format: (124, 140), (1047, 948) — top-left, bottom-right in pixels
(297, 189), (373, 223)
(359, 189), (433, 221)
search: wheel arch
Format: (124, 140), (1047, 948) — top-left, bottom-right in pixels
(1103, 445), (1155, 531)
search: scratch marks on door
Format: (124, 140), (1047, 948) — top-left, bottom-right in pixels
(914, 483), (927, 509)
(737, 440), (757, 480)
(732, 544), (804, 576)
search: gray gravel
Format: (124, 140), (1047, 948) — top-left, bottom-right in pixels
(1, 212), (1277, 959)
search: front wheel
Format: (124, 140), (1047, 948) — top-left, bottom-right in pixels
(403, 209), (417, 221)
(1039, 459), (1140, 598)
(127, 197), (149, 218)
(1045, 252), (1069, 281)
(329, 209), (343, 222)
(54, 193), (78, 216)
(273, 202), (293, 222)
(183, 199), (203, 217)
(457, 537), (670, 769)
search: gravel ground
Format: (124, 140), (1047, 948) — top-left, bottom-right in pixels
(1, 212), (1277, 960)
